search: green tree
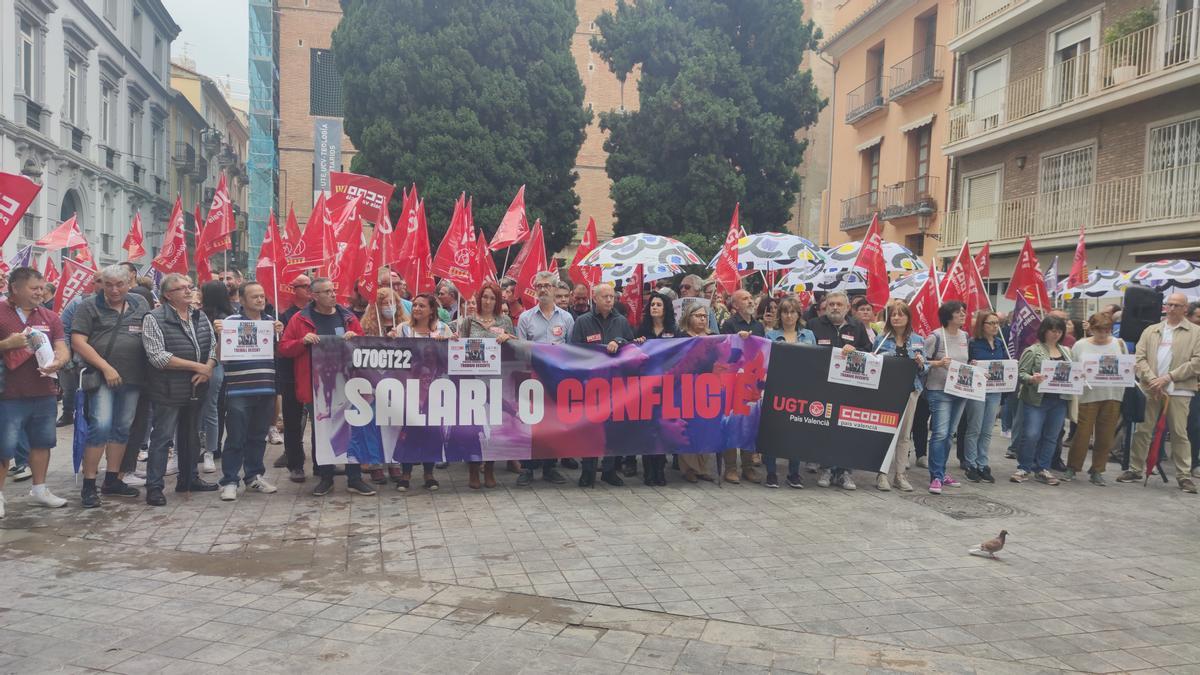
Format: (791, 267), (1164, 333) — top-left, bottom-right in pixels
(591, 0), (824, 239)
(332, 0), (591, 254)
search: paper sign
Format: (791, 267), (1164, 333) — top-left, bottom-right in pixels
(1038, 359), (1084, 395)
(1082, 353), (1135, 388)
(448, 338), (501, 375)
(828, 349), (883, 390)
(220, 320), (275, 362)
(978, 359), (1019, 393)
(945, 360), (986, 401)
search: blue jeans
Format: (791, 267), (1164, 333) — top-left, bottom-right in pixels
(1019, 396), (1068, 473)
(962, 392), (1002, 470)
(200, 363), (224, 455)
(0, 397), (57, 461)
(1007, 401), (1024, 453)
(762, 455), (801, 477)
(221, 394), (274, 486)
(84, 384), (140, 446)
(926, 389), (966, 481)
(147, 403), (184, 491)
(1000, 392), (1017, 432)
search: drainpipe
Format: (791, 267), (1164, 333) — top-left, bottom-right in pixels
(819, 51), (839, 248)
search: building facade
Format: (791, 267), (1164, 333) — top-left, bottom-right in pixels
(1, 0), (179, 267)
(939, 0), (1200, 295)
(820, 0), (955, 261)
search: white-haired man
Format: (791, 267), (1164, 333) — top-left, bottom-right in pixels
(515, 271), (574, 486)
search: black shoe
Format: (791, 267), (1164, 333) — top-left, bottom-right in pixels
(578, 470), (595, 488)
(543, 468), (568, 484)
(1051, 459), (1068, 472)
(516, 469), (534, 487)
(290, 469), (306, 483)
(81, 484), (101, 508)
(980, 467), (995, 484)
(622, 459), (638, 478)
(101, 480), (140, 498)
(764, 473), (779, 488)
(422, 477), (439, 491)
(273, 455), (288, 468)
(312, 477), (335, 496)
(560, 458), (580, 470)
(600, 471), (624, 487)
(56, 414), (73, 427)
(964, 467), (981, 483)
(180, 477), (218, 492)
(146, 488), (166, 506)
(347, 479), (377, 496)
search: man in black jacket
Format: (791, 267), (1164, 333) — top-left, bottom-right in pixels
(718, 289), (766, 484)
(569, 283), (634, 487)
(808, 291), (872, 491)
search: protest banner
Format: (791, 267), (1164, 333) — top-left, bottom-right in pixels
(1039, 360), (1085, 395)
(757, 343), (917, 472)
(944, 361), (986, 401)
(219, 320), (275, 362)
(311, 334), (770, 465)
(828, 349), (883, 390)
(1082, 353), (1135, 388)
(979, 359), (1019, 393)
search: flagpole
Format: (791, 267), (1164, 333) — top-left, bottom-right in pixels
(501, 248), (511, 279)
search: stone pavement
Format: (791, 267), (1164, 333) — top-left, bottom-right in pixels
(0, 425), (1198, 673)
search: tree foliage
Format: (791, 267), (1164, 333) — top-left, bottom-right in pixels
(591, 0), (824, 239)
(332, 0), (591, 254)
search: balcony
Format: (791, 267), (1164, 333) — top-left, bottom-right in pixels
(193, 157), (209, 183)
(845, 78), (887, 124)
(840, 191), (882, 231)
(889, 47), (944, 100)
(939, 163), (1200, 249)
(70, 127), (85, 154)
(155, 176), (166, 197)
(951, 0), (1068, 52)
(103, 147), (118, 170)
(130, 162), (144, 186)
(881, 176), (940, 221)
(173, 142), (196, 173)
(947, 11), (1200, 153)
(24, 99), (44, 132)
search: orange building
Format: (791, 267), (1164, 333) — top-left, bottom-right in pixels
(820, 0), (955, 262)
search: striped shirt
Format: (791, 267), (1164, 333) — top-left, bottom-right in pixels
(221, 313), (276, 397)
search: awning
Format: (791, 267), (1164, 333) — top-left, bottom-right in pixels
(855, 135), (883, 153)
(900, 114), (936, 134)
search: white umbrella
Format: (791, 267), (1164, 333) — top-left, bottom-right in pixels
(1059, 270), (1129, 300)
(1127, 260), (1200, 298)
(578, 233), (704, 267)
(599, 263), (681, 283)
(889, 271), (929, 302)
(773, 263), (866, 295)
(824, 241), (926, 273)
(706, 232), (827, 269)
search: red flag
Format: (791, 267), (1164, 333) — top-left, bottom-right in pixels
(255, 210), (292, 309)
(940, 241), (991, 321)
(283, 205), (302, 245)
(123, 213), (146, 261)
(476, 229), (498, 284)
(569, 217), (602, 287)
(1068, 226), (1088, 288)
(974, 242), (990, 278)
(432, 194), (480, 297)
(42, 255), (60, 286)
(360, 210), (393, 299)
(0, 171), (43, 247)
(284, 192), (332, 277)
(153, 198), (190, 276)
(197, 173), (234, 260)
(1005, 236), (1052, 310)
(621, 264), (644, 320)
(35, 214), (88, 249)
(395, 197), (434, 294)
(53, 258), (95, 312)
(713, 204), (742, 294)
(491, 185), (530, 250)
(909, 265), (941, 337)
(326, 171), (394, 224)
(548, 257), (558, 274)
(853, 213), (889, 312)
(194, 203), (212, 282)
(512, 219), (548, 310)
(69, 240), (97, 271)
(328, 194), (365, 303)
(384, 187), (412, 267)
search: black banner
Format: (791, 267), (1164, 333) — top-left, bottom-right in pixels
(757, 344), (917, 472)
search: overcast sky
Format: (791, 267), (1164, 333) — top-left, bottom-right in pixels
(162, 0), (250, 101)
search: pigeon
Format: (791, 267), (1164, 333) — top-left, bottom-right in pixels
(969, 530), (1008, 559)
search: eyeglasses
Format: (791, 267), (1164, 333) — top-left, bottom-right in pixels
(167, 285), (194, 294)
(314, 288), (336, 295)
(1166, 302), (1187, 308)
(534, 283), (554, 289)
(984, 320), (1000, 325)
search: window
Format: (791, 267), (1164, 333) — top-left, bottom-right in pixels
(1048, 17), (1096, 105)
(1039, 145), (1094, 232)
(967, 57), (1006, 128)
(309, 48), (344, 117)
(1147, 116), (1200, 219)
(100, 85), (112, 143)
(131, 8), (143, 55)
(904, 233), (925, 257)
(153, 36), (163, 78)
(862, 145), (881, 207)
(151, 124), (163, 174)
(66, 57), (80, 124)
(963, 170), (1000, 240)
(103, 0), (118, 24)
(910, 125), (932, 192)
(19, 17), (35, 97)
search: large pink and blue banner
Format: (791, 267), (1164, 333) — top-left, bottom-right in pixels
(311, 335), (771, 465)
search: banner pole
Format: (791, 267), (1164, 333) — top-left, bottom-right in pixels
(502, 247), (511, 279)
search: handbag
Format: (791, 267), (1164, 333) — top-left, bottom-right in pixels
(80, 305), (126, 391)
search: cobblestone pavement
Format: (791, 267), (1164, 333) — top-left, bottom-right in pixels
(0, 425), (1198, 673)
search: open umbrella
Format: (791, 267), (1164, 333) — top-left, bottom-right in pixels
(1128, 260), (1200, 298)
(600, 263), (681, 283)
(578, 234), (704, 267)
(1059, 269), (1129, 300)
(889, 271), (929, 302)
(706, 233), (827, 270)
(824, 241), (926, 273)
(773, 263), (866, 295)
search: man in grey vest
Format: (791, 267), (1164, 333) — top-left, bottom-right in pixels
(141, 273), (219, 506)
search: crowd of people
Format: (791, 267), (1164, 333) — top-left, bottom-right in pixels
(1, 261), (1198, 518)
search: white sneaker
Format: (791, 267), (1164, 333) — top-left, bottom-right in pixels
(122, 473), (146, 487)
(137, 448), (149, 462)
(817, 469), (832, 488)
(220, 484), (238, 501)
(895, 476), (914, 492)
(30, 487), (67, 508)
(165, 453), (179, 476)
(876, 473), (891, 491)
(915, 456), (928, 468)
(838, 473), (857, 491)
(248, 476), (277, 494)
(268, 428), (283, 445)
(202, 452), (216, 474)
(0, 493), (6, 518)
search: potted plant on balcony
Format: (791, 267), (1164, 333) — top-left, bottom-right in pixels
(1105, 6), (1156, 85)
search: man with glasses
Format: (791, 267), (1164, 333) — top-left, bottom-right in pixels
(679, 274), (718, 333)
(274, 275), (312, 480)
(1118, 293), (1200, 493)
(141, 273), (220, 506)
(515, 271), (574, 486)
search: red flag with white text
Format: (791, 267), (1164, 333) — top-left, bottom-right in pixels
(974, 242), (990, 278)
(1005, 236), (1052, 310)
(42, 255), (60, 286)
(198, 174), (234, 260)
(476, 229), (498, 284)
(395, 197), (434, 294)
(909, 265), (941, 337)
(852, 213), (889, 312)
(512, 219), (548, 310)
(0, 171), (42, 248)
(432, 194), (480, 298)
(569, 217), (601, 287)
(621, 264), (644, 320)
(153, 198), (190, 276)
(255, 210), (292, 309)
(491, 185), (530, 250)
(328, 194), (365, 303)
(35, 214), (88, 250)
(54, 258), (95, 312)
(940, 240), (991, 321)
(326, 171), (394, 224)
(284, 192), (332, 277)
(713, 205), (742, 295)
(123, 213), (146, 261)
(1068, 226), (1088, 288)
